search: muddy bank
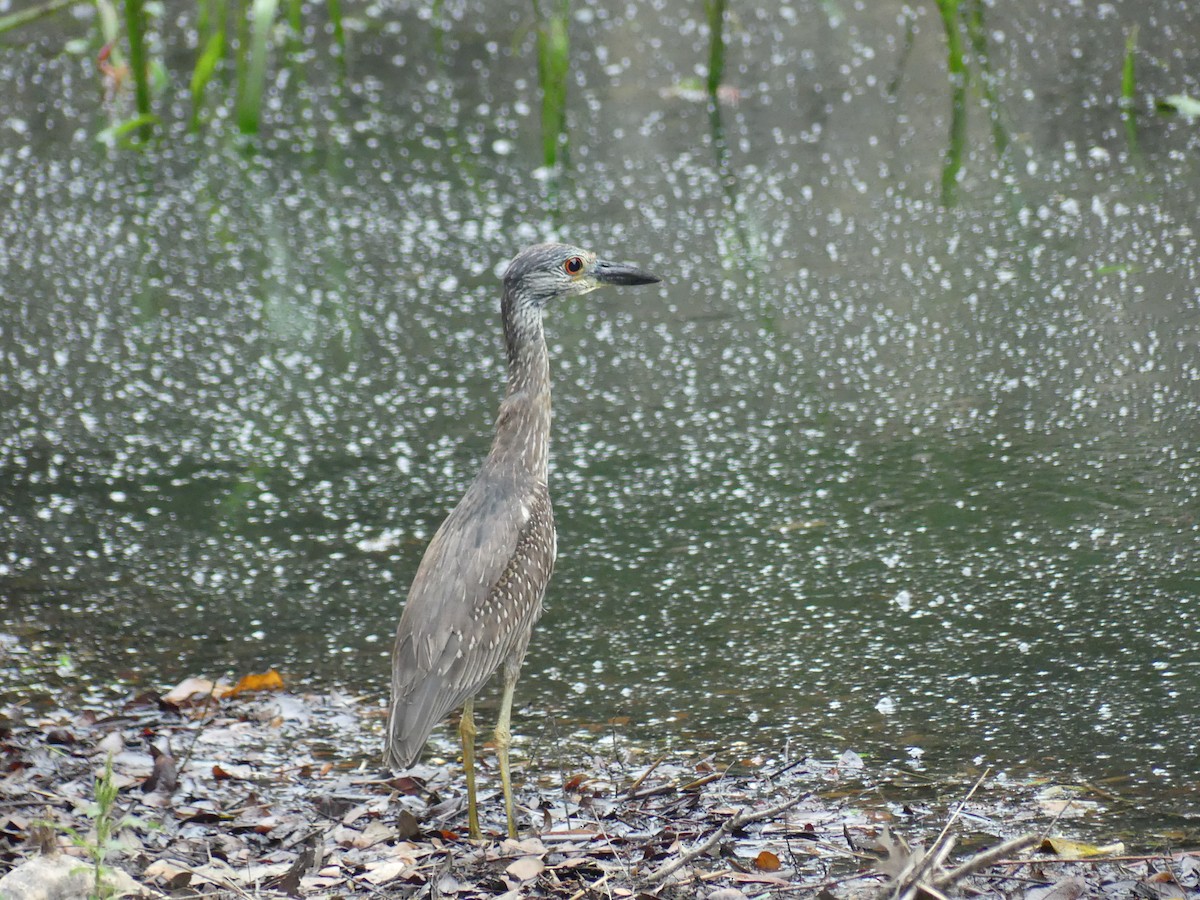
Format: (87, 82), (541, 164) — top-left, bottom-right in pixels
(1, 680), (1195, 898)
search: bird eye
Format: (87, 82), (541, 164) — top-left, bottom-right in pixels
(563, 256), (584, 275)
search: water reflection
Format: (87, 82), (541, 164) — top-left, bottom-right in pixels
(1, 0), (1198, 842)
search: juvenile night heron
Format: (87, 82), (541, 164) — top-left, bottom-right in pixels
(385, 242), (660, 839)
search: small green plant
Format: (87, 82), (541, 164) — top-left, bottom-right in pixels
(0, 0), (74, 34)
(3, 0), (342, 142)
(122, 0), (152, 139)
(935, 0), (967, 206)
(236, 0), (281, 133)
(705, 0), (727, 101)
(1120, 25), (1138, 110)
(1121, 25), (1138, 152)
(74, 753), (122, 899)
(47, 753), (152, 900)
(189, 0), (229, 131)
(533, 0), (570, 169)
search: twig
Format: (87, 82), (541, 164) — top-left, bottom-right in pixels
(889, 833), (956, 900)
(679, 769), (728, 792)
(1037, 793), (1075, 844)
(643, 793), (809, 884)
(930, 766), (990, 851)
(624, 757), (665, 796)
(168, 862), (255, 899)
(626, 781), (677, 802)
(988, 850), (1200, 866)
(931, 833), (1040, 889)
(175, 686), (220, 775)
(566, 871), (609, 900)
(886, 768), (994, 900)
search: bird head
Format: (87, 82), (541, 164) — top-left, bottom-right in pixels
(502, 242), (660, 307)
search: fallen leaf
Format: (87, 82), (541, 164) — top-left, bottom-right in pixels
(143, 859), (196, 889)
(1039, 837), (1125, 858)
(94, 731), (124, 756)
(163, 676), (228, 705)
(396, 809), (421, 841)
(506, 856), (544, 881)
(1026, 875), (1086, 900)
(227, 669), (285, 697)
(362, 859), (411, 885)
(730, 871), (793, 886)
(341, 803), (370, 826)
(754, 850), (781, 871)
(44, 728), (76, 745)
(356, 820), (395, 848)
(143, 745), (177, 794)
(1159, 93), (1200, 119)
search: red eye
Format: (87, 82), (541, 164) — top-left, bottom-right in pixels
(564, 256), (584, 275)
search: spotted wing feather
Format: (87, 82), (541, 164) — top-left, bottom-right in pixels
(385, 471), (555, 768)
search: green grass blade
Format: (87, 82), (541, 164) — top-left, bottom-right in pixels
(1121, 25), (1139, 153)
(236, 0), (279, 134)
(966, 0), (1008, 158)
(936, 0), (967, 206)
(326, 0), (344, 56)
(189, 30), (224, 130)
(96, 112), (160, 147)
(535, 0), (570, 168)
(95, 0), (120, 50)
(1120, 25), (1138, 109)
(0, 0), (76, 34)
(123, 0), (154, 141)
(705, 0), (727, 99)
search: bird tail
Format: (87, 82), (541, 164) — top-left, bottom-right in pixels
(383, 699), (423, 769)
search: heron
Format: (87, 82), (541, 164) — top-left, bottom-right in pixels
(385, 242), (660, 839)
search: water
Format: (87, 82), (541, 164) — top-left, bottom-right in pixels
(2, 0), (1198, 839)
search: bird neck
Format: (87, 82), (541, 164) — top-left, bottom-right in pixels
(491, 294), (552, 479)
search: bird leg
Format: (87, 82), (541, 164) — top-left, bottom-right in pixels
(494, 665), (520, 839)
(459, 699), (482, 839)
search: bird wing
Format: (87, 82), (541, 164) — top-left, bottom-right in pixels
(385, 473), (555, 768)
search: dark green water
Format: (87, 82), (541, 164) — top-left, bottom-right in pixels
(2, 0), (1198, 839)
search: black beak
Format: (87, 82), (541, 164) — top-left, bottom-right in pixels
(594, 259), (661, 286)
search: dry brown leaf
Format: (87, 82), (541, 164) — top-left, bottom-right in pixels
(395, 808), (421, 841)
(730, 871), (793, 886)
(493, 837), (546, 858)
(143, 859), (198, 888)
(362, 859), (411, 885)
(505, 856), (544, 881)
(356, 820), (395, 848)
(753, 850), (781, 872)
(163, 677), (229, 705)
(227, 668), (285, 697)
(1026, 875), (1087, 900)
(341, 803), (370, 826)
(1039, 837), (1125, 858)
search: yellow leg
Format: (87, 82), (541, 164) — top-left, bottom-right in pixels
(495, 674), (519, 838)
(459, 699), (481, 839)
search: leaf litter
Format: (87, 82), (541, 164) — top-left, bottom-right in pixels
(0, 673), (1196, 898)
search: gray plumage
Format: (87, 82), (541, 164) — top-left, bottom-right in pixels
(385, 244), (659, 836)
